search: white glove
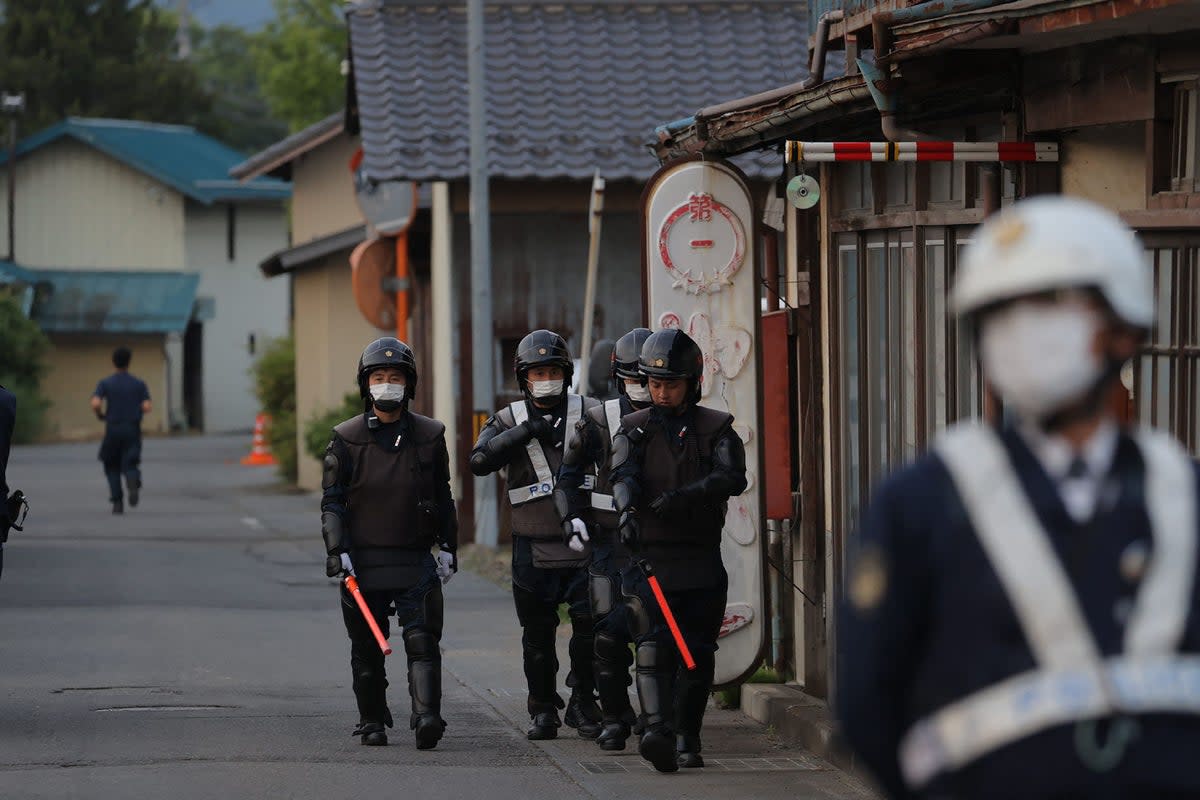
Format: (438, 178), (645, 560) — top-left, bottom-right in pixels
(436, 549), (457, 584)
(568, 517), (590, 553)
(340, 552), (355, 577)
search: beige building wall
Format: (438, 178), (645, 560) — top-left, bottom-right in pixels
(0, 140), (186, 269)
(292, 254), (383, 490)
(1061, 123), (1148, 213)
(290, 135), (363, 242)
(42, 335), (168, 441)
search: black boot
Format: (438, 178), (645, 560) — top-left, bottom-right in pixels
(353, 720), (388, 746)
(564, 689), (603, 739)
(674, 650), (714, 769)
(527, 710), (561, 740)
(594, 630), (634, 750)
(404, 629), (446, 750)
(112, 498), (123, 514)
(635, 641), (679, 773)
(127, 477), (140, 508)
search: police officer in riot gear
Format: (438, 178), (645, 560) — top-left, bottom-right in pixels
(610, 328), (747, 772)
(555, 327), (653, 751)
(838, 196), (1200, 799)
(470, 329), (604, 741)
(322, 337), (458, 750)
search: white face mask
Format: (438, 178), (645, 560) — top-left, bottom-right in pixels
(369, 383), (406, 407)
(980, 301), (1103, 423)
(625, 383), (651, 403)
(529, 379), (564, 399)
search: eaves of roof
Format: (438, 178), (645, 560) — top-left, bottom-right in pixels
(652, 75), (875, 162)
(259, 225), (368, 278)
(229, 113), (346, 182)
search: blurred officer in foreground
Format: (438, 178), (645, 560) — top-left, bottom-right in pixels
(838, 195), (1200, 799)
(321, 338), (457, 749)
(90, 347), (151, 514)
(470, 330), (603, 740)
(610, 328), (747, 772)
(555, 327), (653, 751)
(0, 385), (18, 580)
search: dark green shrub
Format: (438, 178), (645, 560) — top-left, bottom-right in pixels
(304, 392), (362, 461)
(250, 335), (297, 481)
(0, 293), (50, 443)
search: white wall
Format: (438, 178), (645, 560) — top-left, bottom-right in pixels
(184, 201), (289, 432)
(0, 140), (185, 269)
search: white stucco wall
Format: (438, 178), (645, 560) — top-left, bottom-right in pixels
(184, 201), (289, 432)
(0, 140), (186, 269)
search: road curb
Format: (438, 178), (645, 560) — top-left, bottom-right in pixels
(740, 684), (881, 795)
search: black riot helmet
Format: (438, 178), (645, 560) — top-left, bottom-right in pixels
(514, 329), (573, 398)
(638, 328), (704, 404)
(612, 327), (653, 386)
(357, 337), (418, 408)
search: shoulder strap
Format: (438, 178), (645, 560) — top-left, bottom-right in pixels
(1127, 427), (1198, 655)
(935, 423), (1100, 668)
(603, 399), (622, 445)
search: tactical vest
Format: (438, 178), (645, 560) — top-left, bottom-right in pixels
(586, 398), (625, 531)
(626, 405), (733, 548)
(900, 422), (1200, 789)
(334, 413), (444, 551)
(496, 395), (591, 539)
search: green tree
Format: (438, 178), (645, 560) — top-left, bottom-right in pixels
(0, 291), (50, 443)
(0, 0), (215, 135)
(190, 23), (288, 153)
(252, 0), (345, 132)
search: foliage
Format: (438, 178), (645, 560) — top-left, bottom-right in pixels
(189, 23), (288, 152)
(0, 292), (50, 443)
(303, 391), (361, 462)
(715, 663), (784, 709)
(251, 0), (345, 132)
(250, 335), (297, 481)
(0, 0), (216, 135)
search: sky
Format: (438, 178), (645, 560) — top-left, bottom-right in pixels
(162, 0), (277, 31)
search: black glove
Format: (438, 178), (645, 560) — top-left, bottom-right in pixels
(618, 510), (640, 550)
(523, 415), (555, 444)
(649, 490), (683, 517)
(325, 554), (343, 578)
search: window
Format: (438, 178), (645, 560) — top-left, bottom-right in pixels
(1137, 239), (1200, 455)
(1167, 76), (1200, 193)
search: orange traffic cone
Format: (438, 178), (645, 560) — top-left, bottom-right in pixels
(241, 414), (277, 466)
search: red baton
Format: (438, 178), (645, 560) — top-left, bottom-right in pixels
(344, 575), (392, 656)
(641, 561), (696, 671)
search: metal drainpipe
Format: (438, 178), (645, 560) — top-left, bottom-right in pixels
(768, 519), (784, 673)
(856, 58), (937, 142)
(801, 10), (845, 90)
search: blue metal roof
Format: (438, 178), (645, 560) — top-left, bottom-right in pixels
(0, 118), (291, 206)
(0, 261), (200, 334)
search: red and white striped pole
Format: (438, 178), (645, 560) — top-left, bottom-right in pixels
(785, 140), (1058, 163)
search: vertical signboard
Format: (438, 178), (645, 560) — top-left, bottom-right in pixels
(642, 159), (764, 685)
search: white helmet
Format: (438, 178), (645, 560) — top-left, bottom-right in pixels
(952, 195), (1153, 329)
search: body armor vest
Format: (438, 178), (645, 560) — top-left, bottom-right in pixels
(496, 395), (594, 539)
(625, 405), (734, 548)
(334, 413), (444, 551)
(587, 398), (625, 531)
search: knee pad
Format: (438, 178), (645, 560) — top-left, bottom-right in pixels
(403, 628), (439, 661)
(625, 593), (651, 640)
(568, 608), (595, 639)
(589, 571), (616, 618)
(513, 584), (559, 632)
(595, 630), (628, 664)
(421, 583), (445, 638)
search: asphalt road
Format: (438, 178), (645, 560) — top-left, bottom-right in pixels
(0, 434), (873, 800)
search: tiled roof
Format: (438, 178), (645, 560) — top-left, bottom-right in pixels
(0, 118), (291, 205)
(229, 113), (345, 181)
(0, 261), (200, 334)
(346, 1), (814, 181)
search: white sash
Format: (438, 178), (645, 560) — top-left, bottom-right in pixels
(900, 424), (1198, 788)
(590, 398), (624, 513)
(506, 395), (582, 506)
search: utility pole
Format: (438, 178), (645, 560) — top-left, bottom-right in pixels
(2, 91), (25, 263)
(467, 0), (497, 546)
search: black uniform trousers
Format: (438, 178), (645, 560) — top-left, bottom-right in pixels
(511, 535), (595, 714)
(341, 554), (443, 726)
